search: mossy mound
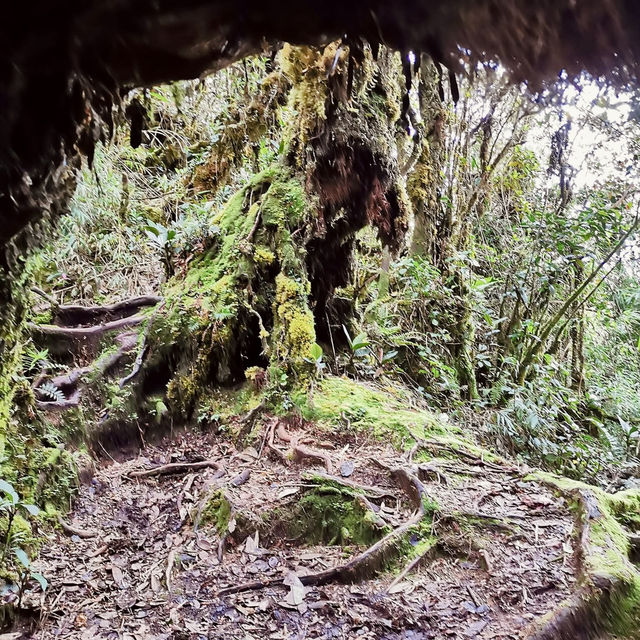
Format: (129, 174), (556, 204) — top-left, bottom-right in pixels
(136, 164), (316, 422)
(293, 375), (451, 445)
(286, 482), (389, 546)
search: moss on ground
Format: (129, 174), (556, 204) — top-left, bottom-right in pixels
(293, 375), (451, 445)
(198, 490), (232, 534)
(289, 483), (387, 546)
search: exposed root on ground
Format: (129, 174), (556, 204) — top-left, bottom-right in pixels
(217, 465), (428, 596)
(31, 423), (596, 639)
(128, 459), (225, 478)
(265, 416), (334, 472)
(56, 516), (97, 539)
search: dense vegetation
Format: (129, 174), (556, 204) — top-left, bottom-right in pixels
(3, 43), (640, 635)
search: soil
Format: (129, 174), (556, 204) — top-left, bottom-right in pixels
(27, 423), (578, 640)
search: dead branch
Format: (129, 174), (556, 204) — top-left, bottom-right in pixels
(230, 469), (251, 487)
(31, 286), (59, 307)
(129, 459), (224, 478)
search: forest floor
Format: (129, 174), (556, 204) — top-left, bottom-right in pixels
(27, 419), (581, 640)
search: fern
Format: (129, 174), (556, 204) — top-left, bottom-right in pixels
(39, 382), (65, 403)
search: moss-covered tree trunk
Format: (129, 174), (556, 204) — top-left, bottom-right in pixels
(107, 43), (414, 430)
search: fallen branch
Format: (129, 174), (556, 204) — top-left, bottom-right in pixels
(57, 515), (97, 539)
(129, 459), (224, 478)
(31, 286), (59, 307)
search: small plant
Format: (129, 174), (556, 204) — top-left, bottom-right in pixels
(618, 415), (640, 458)
(305, 343), (326, 378)
(144, 219), (177, 277)
(0, 480), (47, 606)
(38, 381), (65, 403)
(13, 547), (47, 607)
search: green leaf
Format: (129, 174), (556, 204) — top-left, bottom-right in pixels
(350, 333), (369, 351)
(30, 572), (48, 592)
(310, 343), (323, 362)
(13, 547), (30, 568)
(20, 503), (40, 517)
(0, 480), (18, 504)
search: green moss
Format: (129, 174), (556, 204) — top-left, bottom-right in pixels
(529, 472), (640, 637)
(293, 375), (449, 445)
(145, 163), (315, 416)
(199, 490), (231, 534)
(254, 246), (276, 268)
(288, 483), (387, 546)
(273, 274), (315, 365)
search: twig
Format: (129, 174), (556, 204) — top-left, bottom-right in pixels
(166, 549), (176, 592)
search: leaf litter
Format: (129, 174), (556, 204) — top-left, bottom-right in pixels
(31, 426), (577, 639)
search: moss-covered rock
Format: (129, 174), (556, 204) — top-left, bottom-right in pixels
(287, 482), (388, 546)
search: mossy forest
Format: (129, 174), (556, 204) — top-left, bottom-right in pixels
(3, 42), (640, 639)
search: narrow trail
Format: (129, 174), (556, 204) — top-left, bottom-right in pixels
(32, 426), (578, 640)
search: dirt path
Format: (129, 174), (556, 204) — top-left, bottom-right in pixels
(32, 427), (577, 639)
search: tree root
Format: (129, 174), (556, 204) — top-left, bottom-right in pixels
(53, 295), (162, 326)
(525, 486), (635, 640)
(266, 418), (333, 472)
(217, 465), (429, 596)
(128, 459), (225, 478)
(29, 314), (146, 339)
(57, 516), (97, 539)
(118, 301), (165, 388)
(302, 471), (397, 500)
(35, 335), (137, 408)
(410, 438), (519, 474)
(387, 542), (438, 592)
